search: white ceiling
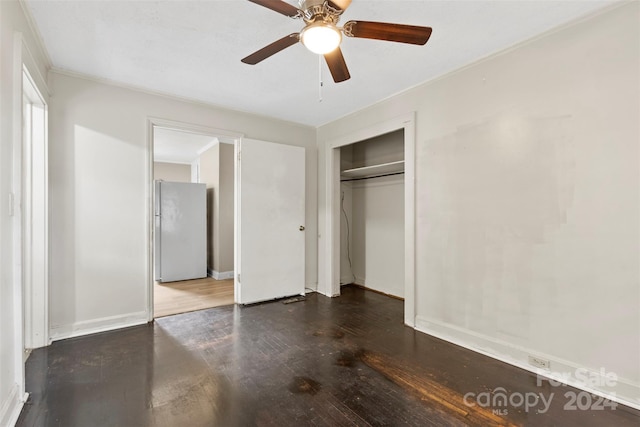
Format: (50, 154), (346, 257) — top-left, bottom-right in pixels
(153, 127), (218, 163)
(25, 0), (618, 127)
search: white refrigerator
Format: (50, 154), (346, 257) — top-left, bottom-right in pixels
(154, 181), (207, 282)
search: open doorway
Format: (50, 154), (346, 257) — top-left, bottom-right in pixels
(147, 120), (308, 318)
(150, 121), (239, 318)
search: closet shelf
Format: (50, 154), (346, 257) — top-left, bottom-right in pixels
(341, 160), (405, 179)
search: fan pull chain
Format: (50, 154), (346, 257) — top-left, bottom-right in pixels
(318, 54), (323, 103)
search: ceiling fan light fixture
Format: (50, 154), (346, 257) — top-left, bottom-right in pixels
(301, 23), (341, 54)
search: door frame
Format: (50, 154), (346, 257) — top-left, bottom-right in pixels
(9, 32), (50, 415)
(21, 65), (49, 349)
(146, 117), (243, 321)
(322, 113), (416, 326)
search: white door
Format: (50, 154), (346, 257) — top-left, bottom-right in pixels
(237, 139), (305, 304)
(156, 181), (207, 282)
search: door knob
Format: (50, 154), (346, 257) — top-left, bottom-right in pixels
(299, 225), (305, 231)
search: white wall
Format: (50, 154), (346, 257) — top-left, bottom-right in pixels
(318, 3), (639, 406)
(199, 142), (234, 275)
(218, 143), (234, 273)
(350, 175), (404, 297)
(48, 71), (317, 340)
(153, 161), (191, 182)
(199, 143), (219, 272)
(339, 145), (353, 284)
(0, 1), (50, 425)
(339, 182), (354, 285)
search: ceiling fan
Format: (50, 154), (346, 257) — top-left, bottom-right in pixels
(241, 0), (433, 83)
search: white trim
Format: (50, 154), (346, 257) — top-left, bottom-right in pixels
(21, 64), (49, 350)
(322, 112), (416, 324)
(49, 312), (149, 342)
(190, 158), (200, 183)
(17, 0), (54, 71)
(11, 30), (27, 411)
(415, 316), (640, 411)
(234, 140), (241, 304)
(403, 114), (416, 327)
(0, 385), (27, 427)
(208, 269), (234, 280)
(330, 146), (341, 297)
(17, 34), (49, 100)
(147, 121), (155, 321)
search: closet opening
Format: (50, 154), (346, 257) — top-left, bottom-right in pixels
(339, 130), (405, 300)
(325, 112), (416, 326)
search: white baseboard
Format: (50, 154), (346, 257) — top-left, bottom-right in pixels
(354, 276), (365, 286)
(49, 311), (148, 342)
(415, 315), (640, 411)
(0, 385), (27, 427)
(208, 269), (234, 280)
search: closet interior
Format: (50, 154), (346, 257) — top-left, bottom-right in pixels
(339, 129), (405, 299)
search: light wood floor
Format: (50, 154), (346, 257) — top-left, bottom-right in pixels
(154, 277), (234, 318)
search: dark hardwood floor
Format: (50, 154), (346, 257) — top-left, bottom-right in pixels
(17, 286), (639, 426)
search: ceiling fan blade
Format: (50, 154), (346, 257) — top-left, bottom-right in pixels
(241, 33), (300, 65)
(248, 0), (301, 18)
(324, 47), (350, 83)
(343, 21), (432, 45)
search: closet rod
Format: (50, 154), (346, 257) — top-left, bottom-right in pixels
(340, 171), (405, 182)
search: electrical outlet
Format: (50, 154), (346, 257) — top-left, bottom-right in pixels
(528, 355), (550, 369)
